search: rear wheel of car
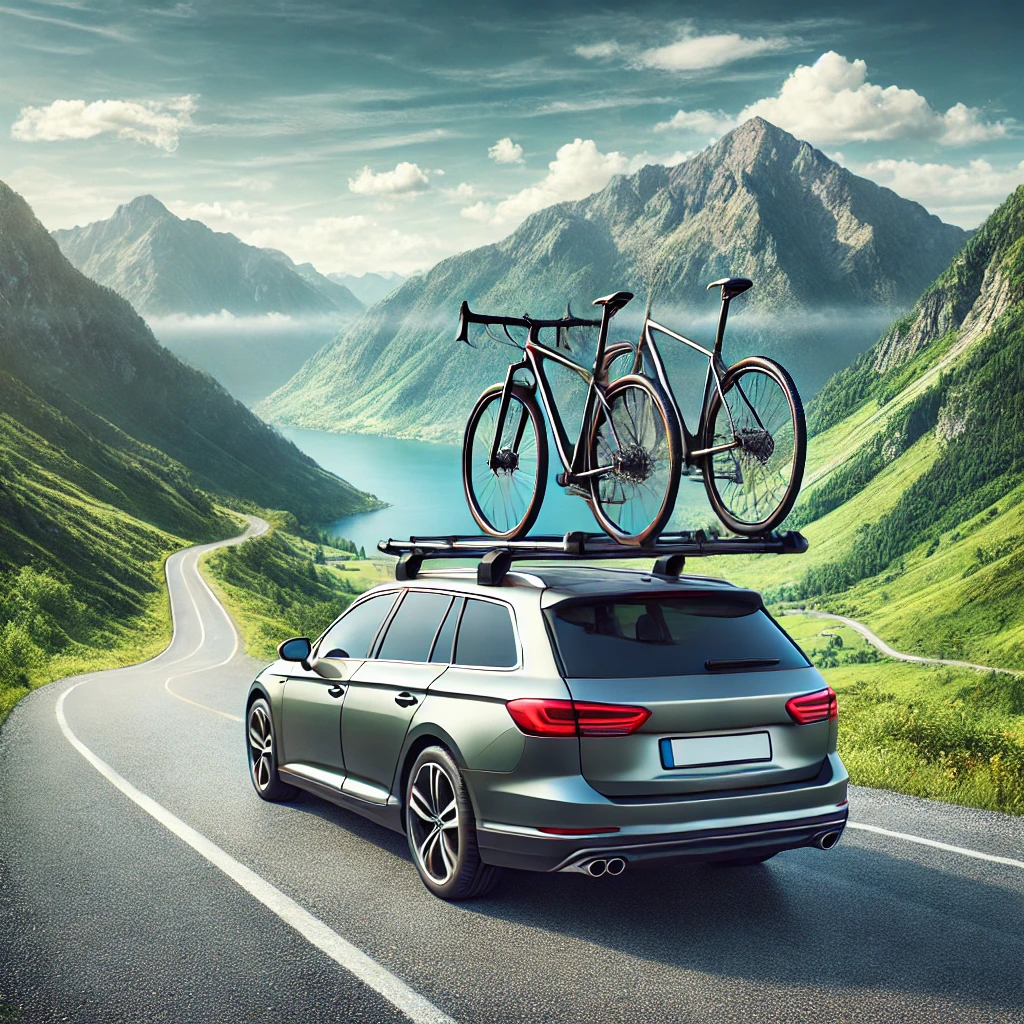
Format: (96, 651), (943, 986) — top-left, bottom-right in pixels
(247, 698), (298, 802)
(405, 746), (502, 900)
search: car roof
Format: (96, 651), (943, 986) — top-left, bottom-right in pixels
(371, 563), (746, 608)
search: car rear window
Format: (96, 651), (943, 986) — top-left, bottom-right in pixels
(546, 595), (808, 678)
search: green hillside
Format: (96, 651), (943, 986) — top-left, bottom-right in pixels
(0, 183), (380, 722)
(691, 186), (1024, 811)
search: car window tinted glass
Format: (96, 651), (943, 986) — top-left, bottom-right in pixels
(317, 593), (398, 660)
(429, 598), (464, 664)
(454, 600), (517, 668)
(547, 596), (808, 677)
(378, 592), (453, 663)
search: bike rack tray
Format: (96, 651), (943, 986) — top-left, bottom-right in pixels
(377, 530), (808, 586)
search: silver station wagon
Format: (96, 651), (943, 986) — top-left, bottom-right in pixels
(246, 565), (848, 900)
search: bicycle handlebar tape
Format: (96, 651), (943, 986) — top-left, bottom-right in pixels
(455, 300), (470, 344)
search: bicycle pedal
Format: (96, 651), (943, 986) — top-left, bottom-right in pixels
(564, 484), (591, 500)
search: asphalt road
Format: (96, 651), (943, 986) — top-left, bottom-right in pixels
(2, 520), (1024, 1024)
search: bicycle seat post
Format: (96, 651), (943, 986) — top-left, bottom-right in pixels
(706, 277), (753, 354)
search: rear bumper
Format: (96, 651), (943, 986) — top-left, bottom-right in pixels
(472, 752), (849, 872)
(477, 808), (848, 872)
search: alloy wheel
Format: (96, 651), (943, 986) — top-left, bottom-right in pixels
(408, 761), (460, 885)
(248, 703), (274, 792)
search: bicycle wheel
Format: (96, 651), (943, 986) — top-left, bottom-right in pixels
(599, 341), (640, 385)
(587, 374), (681, 546)
(463, 383), (548, 540)
(702, 356), (806, 535)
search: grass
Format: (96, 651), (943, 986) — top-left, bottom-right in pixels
(200, 513), (387, 661)
(783, 614), (1024, 814)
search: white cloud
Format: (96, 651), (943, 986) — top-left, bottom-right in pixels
(488, 137), (524, 165)
(11, 94), (197, 151)
(637, 32), (789, 72)
(654, 108), (737, 135)
(347, 160), (431, 196)
(444, 182), (476, 199)
(740, 52), (1010, 146)
(466, 138), (631, 227)
(244, 214), (445, 276)
(858, 157), (1024, 227)
(574, 42), (621, 60)
(167, 199), (288, 228)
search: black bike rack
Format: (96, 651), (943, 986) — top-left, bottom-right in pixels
(377, 530), (808, 587)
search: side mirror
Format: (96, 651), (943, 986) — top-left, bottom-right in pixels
(278, 636), (312, 670)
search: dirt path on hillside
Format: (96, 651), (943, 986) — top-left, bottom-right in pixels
(783, 609), (1023, 677)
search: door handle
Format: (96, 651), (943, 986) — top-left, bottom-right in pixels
(327, 685), (345, 698)
(394, 692), (418, 708)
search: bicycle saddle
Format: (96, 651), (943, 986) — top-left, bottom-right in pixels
(592, 291), (633, 311)
(706, 277), (753, 300)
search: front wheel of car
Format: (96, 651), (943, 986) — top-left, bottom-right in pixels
(247, 697), (298, 802)
(405, 746), (502, 900)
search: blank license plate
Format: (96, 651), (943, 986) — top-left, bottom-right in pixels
(662, 732), (772, 769)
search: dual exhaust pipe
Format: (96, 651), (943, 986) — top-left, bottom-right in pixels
(582, 856), (627, 877)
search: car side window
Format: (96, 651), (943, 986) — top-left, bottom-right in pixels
(429, 598), (464, 664)
(316, 593), (398, 660)
(454, 599), (518, 669)
(378, 592), (454, 663)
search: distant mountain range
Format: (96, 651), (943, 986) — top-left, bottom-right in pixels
(52, 195), (363, 318)
(329, 271), (406, 306)
(0, 182), (378, 539)
(259, 118), (969, 442)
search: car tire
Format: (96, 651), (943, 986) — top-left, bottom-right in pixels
(405, 746), (502, 900)
(246, 697), (299, 802)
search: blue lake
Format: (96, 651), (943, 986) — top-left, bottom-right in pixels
(283, 427), (712, 554)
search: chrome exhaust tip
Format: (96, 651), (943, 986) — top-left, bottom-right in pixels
(814, 830), (842, 850)
(586, 859), (608, 877)
(605, 857), (626, 876)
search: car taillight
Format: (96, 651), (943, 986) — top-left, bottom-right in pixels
(786, 686), (838, 725)
(506, 698), (650, 737)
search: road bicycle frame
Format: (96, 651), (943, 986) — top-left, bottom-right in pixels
(457, 300), (624, 487)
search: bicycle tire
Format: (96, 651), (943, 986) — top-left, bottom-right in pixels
(463, 383), (548, 540)
(587, 374), (681, 546)
(701, 356), (806, 535)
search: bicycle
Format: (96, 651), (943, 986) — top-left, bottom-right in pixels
(455, 277), (805, 545)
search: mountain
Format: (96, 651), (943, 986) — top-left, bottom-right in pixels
(0, 182), (379, 525)
(259, 118), (968, 442)
(328, 271), (406, 306)
(710, 183), (1024, 669)
(52, 195), (363, 318)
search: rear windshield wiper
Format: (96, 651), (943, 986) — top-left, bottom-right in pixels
(704, 658), (781, 672)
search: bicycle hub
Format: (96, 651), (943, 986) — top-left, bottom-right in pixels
(492, 447), (520, 473)
(613, 443), (654, 484)
(738, 428), (775, 466)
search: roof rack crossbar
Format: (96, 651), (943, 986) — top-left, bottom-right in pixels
(378, 530), (808, 583)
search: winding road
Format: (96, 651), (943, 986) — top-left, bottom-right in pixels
(784, 608), (1024, 676)
(2, 522), (1024, 1023)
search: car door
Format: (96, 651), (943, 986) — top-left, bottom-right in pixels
(280, 591), (398, 780)
(341, 590), (456, 804)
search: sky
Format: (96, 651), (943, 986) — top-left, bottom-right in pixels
(1, 0), (1023, 276)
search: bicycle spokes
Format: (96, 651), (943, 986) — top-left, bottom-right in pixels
(464, 389), (545, 539)
(589, 378), (678, 543)
(705, 363), (801, 531)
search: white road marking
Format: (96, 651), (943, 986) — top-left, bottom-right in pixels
(847, 822), (1024, 870)
(56, 680), (457, 1024)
